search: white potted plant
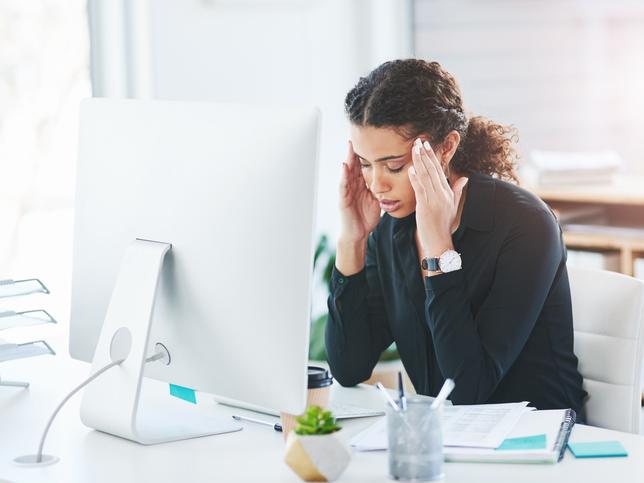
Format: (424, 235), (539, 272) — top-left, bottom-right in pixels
(284, 406), (351, 482)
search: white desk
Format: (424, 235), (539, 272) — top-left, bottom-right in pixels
(1, 354), (643, 483)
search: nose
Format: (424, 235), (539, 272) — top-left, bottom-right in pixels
(369, 167), (390, 195)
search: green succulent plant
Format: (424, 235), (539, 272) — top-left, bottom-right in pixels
(294, 405), (341, 436)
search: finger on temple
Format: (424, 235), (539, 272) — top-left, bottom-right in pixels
(415, 143), (438, 192)
(425, 153), (445, 192)
(414, 139), (433, 177)
(407, 165), (423, 194)
(345, 140), (356, 167)
(423, 141), (450, 191)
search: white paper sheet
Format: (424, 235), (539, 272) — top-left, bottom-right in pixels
(351, 401), (531, 451)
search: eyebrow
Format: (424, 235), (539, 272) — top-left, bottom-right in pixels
(355, 152), (407, 163)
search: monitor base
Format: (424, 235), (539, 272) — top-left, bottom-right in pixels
(112, 404), (242, 445)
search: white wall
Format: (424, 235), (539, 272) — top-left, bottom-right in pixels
(90, 0), (414, 242)
(414, 0), (644, 173)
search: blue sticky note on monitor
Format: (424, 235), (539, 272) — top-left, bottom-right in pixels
(169, 384), (197, 404)
(496, 434), (547, 451)
(568, 441), (628, 458)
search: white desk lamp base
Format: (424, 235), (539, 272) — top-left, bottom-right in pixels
(14, 454), (59, 467)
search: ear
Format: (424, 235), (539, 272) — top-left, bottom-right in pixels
(439, 130), (461, 169)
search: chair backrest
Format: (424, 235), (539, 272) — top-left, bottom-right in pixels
(568, 266), (644, 433)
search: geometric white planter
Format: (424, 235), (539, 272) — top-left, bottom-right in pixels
(284, 431), (351, 481)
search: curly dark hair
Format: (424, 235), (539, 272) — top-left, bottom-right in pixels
(345, 59), (519, 183)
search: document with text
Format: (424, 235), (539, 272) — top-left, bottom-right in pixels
(351, 401), (531, 451)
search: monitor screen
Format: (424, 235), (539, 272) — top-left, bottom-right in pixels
(70, 98), (320, 415)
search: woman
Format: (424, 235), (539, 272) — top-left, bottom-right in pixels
(325, 59), (587, 416)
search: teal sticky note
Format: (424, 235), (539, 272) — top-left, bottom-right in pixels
(567, 441), (628, 458)
(169, 384), (197, 404)
(496, 434), (547, 451)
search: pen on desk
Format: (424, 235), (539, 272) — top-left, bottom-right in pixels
(397, 371), (407, 411)
(232, 414), (283, 432)
(376, 382), (400, 411)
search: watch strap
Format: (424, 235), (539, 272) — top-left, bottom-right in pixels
(421, 257), (440, 272)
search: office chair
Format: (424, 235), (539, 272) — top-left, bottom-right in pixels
(568, 265), (644, 433)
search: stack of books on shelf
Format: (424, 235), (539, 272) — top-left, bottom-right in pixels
(522, 150), (622, 186)
(553, 205), (608, 225)
(551, 206), (619, 271)
(0, 278), (56, 387)
(566, 249), (620, 272)
(554, 204), (644, 241)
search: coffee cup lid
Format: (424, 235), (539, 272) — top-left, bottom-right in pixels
(307, 366), (333, 389)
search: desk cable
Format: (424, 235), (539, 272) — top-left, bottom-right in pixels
(14, 350), (166, 467)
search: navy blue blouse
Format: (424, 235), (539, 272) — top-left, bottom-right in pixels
(326, 173), (587, 416)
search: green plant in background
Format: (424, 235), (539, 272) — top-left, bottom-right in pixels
(294, 405), (341, 436)
(309, 234), (336, 362)
(309, 234), (400, 362)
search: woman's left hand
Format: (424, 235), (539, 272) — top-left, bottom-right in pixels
(408, 138), (469, 258)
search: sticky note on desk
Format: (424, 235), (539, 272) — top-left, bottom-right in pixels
(169, 384), (197, 404)
(567, 441), (628, 458)
(496, 434), (546, 451)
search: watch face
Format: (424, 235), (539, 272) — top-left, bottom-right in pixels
(438, 250), (462, 272)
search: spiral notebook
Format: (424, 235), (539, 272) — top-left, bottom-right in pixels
(444, 409), (576, 463)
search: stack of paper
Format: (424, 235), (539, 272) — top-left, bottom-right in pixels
(351, 402), (530, 451)
(522, 150), (622, 186)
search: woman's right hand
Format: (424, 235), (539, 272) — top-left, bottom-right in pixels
(338, 141), (381, 244)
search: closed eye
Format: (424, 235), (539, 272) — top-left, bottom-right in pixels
(357, 156), (407, 173)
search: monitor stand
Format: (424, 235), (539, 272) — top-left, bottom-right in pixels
(79, 239), (241, 444)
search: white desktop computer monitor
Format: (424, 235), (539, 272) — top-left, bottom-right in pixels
(69, 98), (320, 444)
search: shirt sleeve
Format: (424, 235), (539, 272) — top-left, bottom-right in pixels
(424, 208), (564, 404)
(325, 233), (394, 386)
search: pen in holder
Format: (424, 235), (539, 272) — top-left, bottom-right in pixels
(386, 397), (444, 481)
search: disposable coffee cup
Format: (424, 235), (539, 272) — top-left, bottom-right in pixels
(280, 366), (333, 439)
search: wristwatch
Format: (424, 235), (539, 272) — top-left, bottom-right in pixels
(421, 250), (462, 273)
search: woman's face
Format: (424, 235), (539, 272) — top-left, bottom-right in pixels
(350, 125), (421, 218)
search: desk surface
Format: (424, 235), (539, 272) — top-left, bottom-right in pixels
(1, 354), (643, 483)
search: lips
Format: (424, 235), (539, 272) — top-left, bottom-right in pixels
(379, 199), (401, 212)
